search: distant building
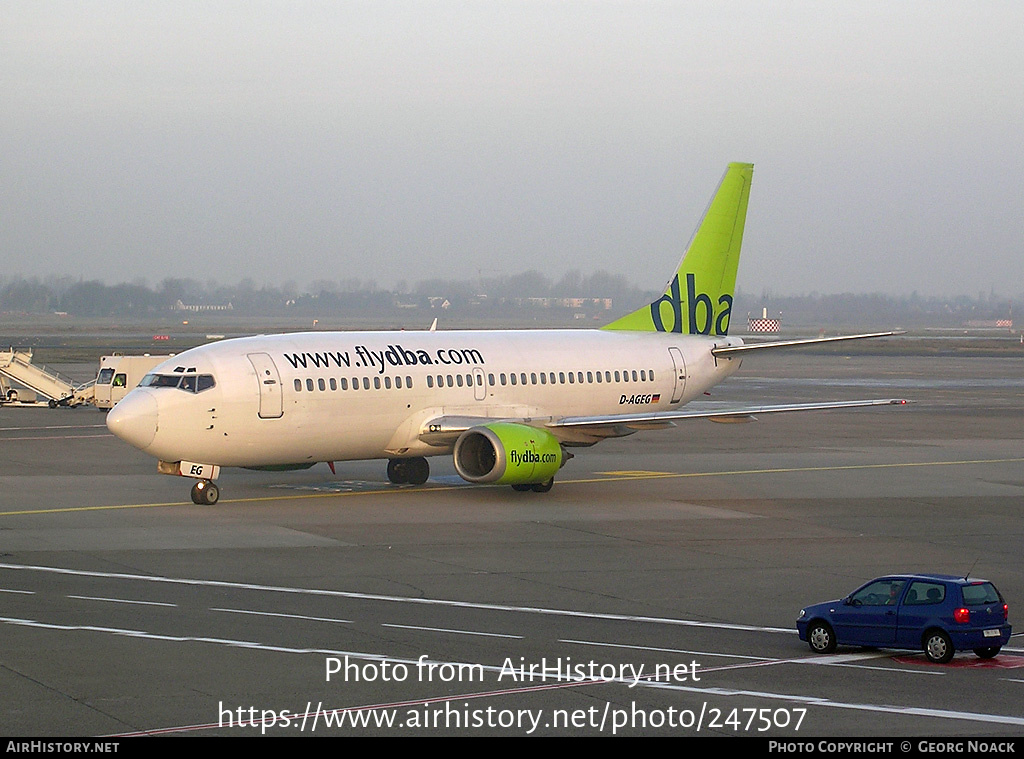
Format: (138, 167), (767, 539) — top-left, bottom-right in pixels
(174, 299), (233, 312)
(965, 319), (1013, 329)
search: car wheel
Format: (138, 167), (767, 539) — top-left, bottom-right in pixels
(973, 646), (1001, 659)
(924, 630), (955, 663)
(808, 621), (836, 654)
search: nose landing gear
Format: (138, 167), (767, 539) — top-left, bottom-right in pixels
(190, 479), (220, 505)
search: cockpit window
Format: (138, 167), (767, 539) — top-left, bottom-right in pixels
(139, 373), (216, 393)
(141, 373), (183, 388)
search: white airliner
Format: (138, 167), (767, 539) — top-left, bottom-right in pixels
(107, 163), (904, 504)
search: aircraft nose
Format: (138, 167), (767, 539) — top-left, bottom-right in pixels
(106, 389), (158, 450)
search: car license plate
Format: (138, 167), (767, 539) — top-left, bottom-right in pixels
(983, 628), (1000, 638)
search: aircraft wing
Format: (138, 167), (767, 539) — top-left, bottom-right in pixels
(418, 415), (515, 447)
(711, 331), (903, 357)
(550, 398), (909, 430)
(418, 399), (908, 447)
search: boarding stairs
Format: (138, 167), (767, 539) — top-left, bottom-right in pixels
(0, 348), (94, 407)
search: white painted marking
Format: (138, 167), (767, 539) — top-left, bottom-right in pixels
(565, 638), (945, 677)
(3, 614), (1022, 729)
(68, 595), (177, 608)
(0, 563), (795, 635)
(561, 638), (768, 661)
(0, 588), (34, 595)
(0, 434), (113, 441)
(211, 608), (353, 625)
(0, 424), (107, 431)
(827, 664), (945, 675)
(382, 623), (522, 639)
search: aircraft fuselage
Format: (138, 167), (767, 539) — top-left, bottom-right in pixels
(107, 329), (743, 468)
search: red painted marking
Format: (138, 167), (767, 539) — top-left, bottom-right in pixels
(893, 654), (1024, 669)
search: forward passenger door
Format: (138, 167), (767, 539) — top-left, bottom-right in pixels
(247, 353), (283, 419)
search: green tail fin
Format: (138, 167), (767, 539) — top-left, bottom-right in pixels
(602, 162), (753, 335)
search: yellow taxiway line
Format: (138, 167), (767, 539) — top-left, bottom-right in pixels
(3, 456), (1023, 517)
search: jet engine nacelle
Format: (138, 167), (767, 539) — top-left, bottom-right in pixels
(453, 423), (564, 485)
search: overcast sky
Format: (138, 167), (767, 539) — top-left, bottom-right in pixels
(2, 1), (1022, 296)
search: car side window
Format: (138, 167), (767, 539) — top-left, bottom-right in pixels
(904, 581), (945, 605)
(852, 580), (906, 606)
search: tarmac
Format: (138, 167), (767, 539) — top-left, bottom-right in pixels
(1, 349), (1023, 736)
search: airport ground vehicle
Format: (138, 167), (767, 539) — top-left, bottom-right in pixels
(0, 349), (174, 408)
(93, 354), (175, 409)
(797, 574), (1011, 663)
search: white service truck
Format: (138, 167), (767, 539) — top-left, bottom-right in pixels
(93, 354), (175, 409)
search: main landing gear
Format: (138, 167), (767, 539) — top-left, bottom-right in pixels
(387, 457), (430, 485)
(191, 479), (220, 505)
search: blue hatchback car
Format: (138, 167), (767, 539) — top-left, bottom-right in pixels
(797, 574), (1011, 663)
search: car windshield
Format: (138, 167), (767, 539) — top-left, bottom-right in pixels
(962, 582), (1001, 606)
